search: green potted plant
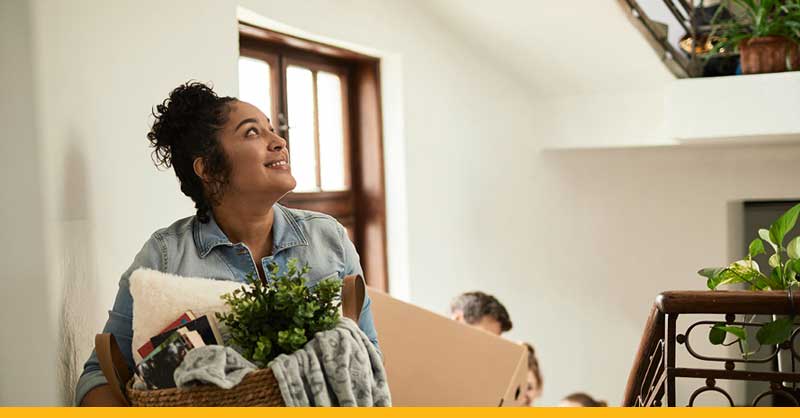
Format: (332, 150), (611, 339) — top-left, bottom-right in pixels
(216, 258), (343, 366)
(699, 203), (799, 358)
(708, 0), (800, 74)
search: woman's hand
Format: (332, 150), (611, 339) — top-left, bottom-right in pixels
(79, 384), (127, 407)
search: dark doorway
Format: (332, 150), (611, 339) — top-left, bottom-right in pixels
(742, 200), (800, 406)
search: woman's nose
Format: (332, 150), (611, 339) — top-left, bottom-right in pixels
(267, 132), (288, 152)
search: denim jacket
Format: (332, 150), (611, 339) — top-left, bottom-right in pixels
(75, 204), (379, 405)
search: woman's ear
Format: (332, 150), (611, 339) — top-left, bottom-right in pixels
(451, 310), (464, 322)
(193, 157), (207, 183)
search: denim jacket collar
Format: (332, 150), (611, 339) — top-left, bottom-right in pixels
(193, 204), (309, 258)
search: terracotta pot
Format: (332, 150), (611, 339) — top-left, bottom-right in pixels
(739, 36), (800, 74)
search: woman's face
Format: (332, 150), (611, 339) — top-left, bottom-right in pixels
(215, 100), (296, 200)
(523, 371), (541, 406)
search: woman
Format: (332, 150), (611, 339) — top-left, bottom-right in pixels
(522, 343), (543, 406)
(76, 82), (379, 406)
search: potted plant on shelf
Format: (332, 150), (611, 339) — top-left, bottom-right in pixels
(708, 0), (800, 74)
(698, 203), (799, 361)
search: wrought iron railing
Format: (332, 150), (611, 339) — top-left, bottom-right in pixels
(624, 291), (800, 407)
(617, 0), (737, 78)
(618, 0), (697, 77)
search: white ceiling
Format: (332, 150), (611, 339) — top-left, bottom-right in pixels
(418, 0), (675, 96)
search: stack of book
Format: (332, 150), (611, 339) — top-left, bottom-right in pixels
(134, 311), (223, 389)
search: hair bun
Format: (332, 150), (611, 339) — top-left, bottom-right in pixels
(147, 81), (223, 168)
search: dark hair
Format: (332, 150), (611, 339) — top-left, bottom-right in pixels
(449, 291), (512, 332)
(147, 81), (236, 223)
(523, 343), (543, 391)
(562, 392), (607, 407)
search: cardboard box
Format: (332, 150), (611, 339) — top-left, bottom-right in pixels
(369, 289), (529, 406)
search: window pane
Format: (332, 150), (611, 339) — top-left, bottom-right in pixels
(237, 56), (271, 120)
(286, 66), (317, 192)
(317, 72), (347, 191)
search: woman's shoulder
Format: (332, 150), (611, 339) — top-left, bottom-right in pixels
(150, 215), (196, 240)
(129, 215), (199, 273)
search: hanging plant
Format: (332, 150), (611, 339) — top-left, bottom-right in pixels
(698, 203), (799, 356)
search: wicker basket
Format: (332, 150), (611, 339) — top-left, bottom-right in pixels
(95, 275), (366, 406)
(126, 368), (284, 406)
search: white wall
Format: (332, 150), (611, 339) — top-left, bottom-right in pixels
(540, 88), (676, 148)
(12, 0), (239, 404)
(0, 0), (58, 405)
(526, 141), (800, 405)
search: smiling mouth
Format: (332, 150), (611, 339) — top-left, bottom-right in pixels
(265, 160), (289, 169)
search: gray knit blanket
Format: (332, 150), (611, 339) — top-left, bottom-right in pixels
(173, 345), (257, 389)
(268, 318), (391, 406)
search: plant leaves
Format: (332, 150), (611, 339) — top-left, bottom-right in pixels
(767, 267), (784, 290)
(699, 267), (725, 279)
(720, 325), (747, 340)
(733, 260), (768, 288)
(788, 236), (800, 260)
(769, 253), (780, 268)
(703, 267), (736, 290)
(788, 259), (800, 279)
(769, 203), (800, 248)
(749, 238), (766, 258)
(709, 323), (727, 345)
(756, 317), (795, 345)
(760, 228), (778, 251)
(710, 323), (747, 345)
(217, 258), (342, 366)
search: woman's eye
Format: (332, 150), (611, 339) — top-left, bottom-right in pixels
(245, 127), (258, 137)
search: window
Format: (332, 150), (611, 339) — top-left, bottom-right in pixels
(238, 24), (388, 291)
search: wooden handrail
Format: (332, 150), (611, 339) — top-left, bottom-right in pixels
(623, 303), (665, 406)
(623, 290), (799, 406)
(656, 290), (799, 315)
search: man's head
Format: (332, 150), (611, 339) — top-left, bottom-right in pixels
(449, 291), (512, 335)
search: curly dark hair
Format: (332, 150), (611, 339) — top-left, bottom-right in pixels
(147, 81), (236, 223)
(449, 291), (513, 332)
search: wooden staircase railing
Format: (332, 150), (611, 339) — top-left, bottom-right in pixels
(623, 290), (800, 407)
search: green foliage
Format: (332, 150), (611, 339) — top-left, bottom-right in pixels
(700, 203), (800, 292)
(215, 258), (342, 366)
(709, 323), (746, 345)
(707, 0), (800, 57)
(698, 203), (800, 356)
(748, 238), (766, 258)
(709, 323), (728, 345)
(770, 203), (800, 247)
(756, 317), (795, 345)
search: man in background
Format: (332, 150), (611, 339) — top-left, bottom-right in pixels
(449, 291), (543, 406)
(449, 291), (512, 335)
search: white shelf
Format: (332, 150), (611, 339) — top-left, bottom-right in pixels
(667, 72), (800, 144)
